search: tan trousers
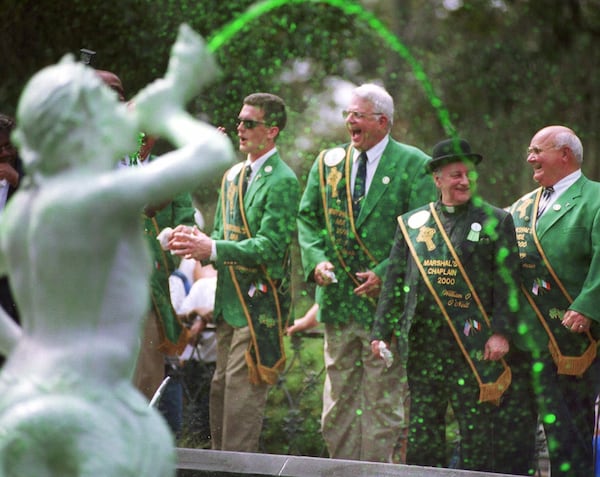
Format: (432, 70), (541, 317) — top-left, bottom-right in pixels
(209, 322), (270, 452)
(322, 320), (409, 463)
(133, 311), (165, 401)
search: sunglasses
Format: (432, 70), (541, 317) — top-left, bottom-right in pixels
(237, 118), (267, 129)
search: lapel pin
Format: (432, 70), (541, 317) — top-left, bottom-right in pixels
(467, 222), (481, 242)
(382, 176), (390, 184)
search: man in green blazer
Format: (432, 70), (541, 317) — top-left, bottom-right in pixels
(297, 83), (435, 462)
(169, 93), (300, 452)
(508, 125), (600, 477)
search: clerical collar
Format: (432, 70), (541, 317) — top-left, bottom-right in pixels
(440, 202), (469, 215)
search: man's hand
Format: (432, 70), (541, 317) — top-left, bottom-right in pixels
(484, 333), (509, 361)
(561, 310), (592, 333)
(314, 261), (336, 286)
(168, 224), (212, 261)
(354, 270), (381, 298)
(371, 340), (388, 359)
(0, 163), (19, 187)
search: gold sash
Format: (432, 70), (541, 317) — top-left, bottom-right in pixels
(510, 190), (597, 375)
(317, 147), (378, 291)
(399, 203), (511, 403)
(219, 165), (285, 385)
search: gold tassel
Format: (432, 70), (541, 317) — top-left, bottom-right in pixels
(478, 367), (512, 404)
(549, 340), (597, 376)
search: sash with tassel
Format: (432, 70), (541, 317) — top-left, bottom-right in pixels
(399, 203), (511, 404)
(510, 190), (597, 375)
(220, 163), (287, 385)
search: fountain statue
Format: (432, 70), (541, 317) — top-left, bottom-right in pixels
(0, 24), (234, 477)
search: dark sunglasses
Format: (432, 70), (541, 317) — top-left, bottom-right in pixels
(236, 118), (267, 129)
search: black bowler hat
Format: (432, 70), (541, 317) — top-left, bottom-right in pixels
(427, 138), (483, 172)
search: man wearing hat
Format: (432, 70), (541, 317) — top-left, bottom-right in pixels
(371, 138), (537, 474)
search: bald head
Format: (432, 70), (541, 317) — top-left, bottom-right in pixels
(95, 70), (125, 102)
(531, 125), (582, 164)
(527, 125), (583, 187)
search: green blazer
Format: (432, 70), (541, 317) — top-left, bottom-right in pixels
(211, 152), (300, 328)
(297, 138), (435, 327)
(510, 174), (600, 352)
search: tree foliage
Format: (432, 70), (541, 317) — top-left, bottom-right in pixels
(3, 0), (599, 206)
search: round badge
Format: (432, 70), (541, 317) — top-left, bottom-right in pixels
(264, 165), (273, 173)
(227, 162), (244, 182)
(471, 222), (482, 232)
(324, 148), (345, 167)
(407, 210), (431, 229)
(552, 204), (561, 211)
(382, 176), (390, 185)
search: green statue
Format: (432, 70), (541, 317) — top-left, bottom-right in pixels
(0, 24), (233, 477)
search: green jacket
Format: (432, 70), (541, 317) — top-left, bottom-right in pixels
(211, 152), (300, 328)
(509, 174), (600, 353)
(297, 138), (435, 327)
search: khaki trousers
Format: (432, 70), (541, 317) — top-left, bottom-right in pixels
(133, 311), (165, 401)
(322, 320), (409, 463)
(210, 322), (270, 452)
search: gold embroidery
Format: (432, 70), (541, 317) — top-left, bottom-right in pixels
(227, 181), (237, 218)
(516, 197), (533, 219)
(326, 168), (342, 198)
(417, 226), (436, 251)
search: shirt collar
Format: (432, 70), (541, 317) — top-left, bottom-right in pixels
(246, 147), (277, 173)
(549, 169), (581, 196)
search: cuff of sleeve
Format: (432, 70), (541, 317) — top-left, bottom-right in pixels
(210, 240), (217, 261)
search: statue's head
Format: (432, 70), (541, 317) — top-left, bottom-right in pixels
(12, 55), (137, 175)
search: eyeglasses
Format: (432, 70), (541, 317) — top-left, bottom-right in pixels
(342, 110), (383, 120)
(527, 145), (557, 156)
(237, 118), (267, 129)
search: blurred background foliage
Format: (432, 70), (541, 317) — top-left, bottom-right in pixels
(2, 0), (599, 457)
(3, 0), (600, 205)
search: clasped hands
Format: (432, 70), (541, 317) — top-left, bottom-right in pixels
(167, 224), (213, 261)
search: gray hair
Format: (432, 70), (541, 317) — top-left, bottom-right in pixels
(352, 83), (394, 129)
(554, 129), (583, 164)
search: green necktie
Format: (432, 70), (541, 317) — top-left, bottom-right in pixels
(353, 151), (367, 218)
